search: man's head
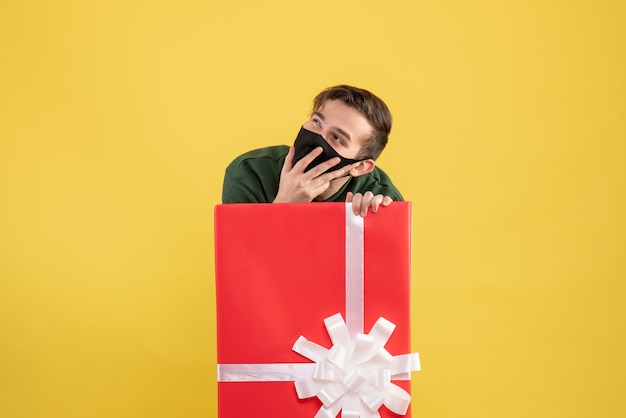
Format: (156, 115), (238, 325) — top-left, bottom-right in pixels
(311, 85), (392, 161)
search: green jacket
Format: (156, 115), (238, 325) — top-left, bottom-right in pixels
(222, 146), (403, 203)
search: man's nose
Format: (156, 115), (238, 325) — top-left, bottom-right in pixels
(318, 128), (330, 142)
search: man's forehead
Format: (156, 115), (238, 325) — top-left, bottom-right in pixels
(317, 100), (372, 129)
(316, 100), (363, 122)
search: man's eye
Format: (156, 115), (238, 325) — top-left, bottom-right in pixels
(313, 118), (321, 126)
(333, 135), (342, 143)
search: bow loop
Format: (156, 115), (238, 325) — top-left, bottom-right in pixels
(293, 313), (420, 417)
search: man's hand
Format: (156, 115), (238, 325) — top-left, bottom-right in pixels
(273, 146), (353, 203)
(346, 191), (393, 217)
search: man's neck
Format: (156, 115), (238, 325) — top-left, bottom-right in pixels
(316, 176), (351, 201)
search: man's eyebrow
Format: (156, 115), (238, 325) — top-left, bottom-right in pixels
(336, 128), (351, 142)
(313, 111), (352, 142)
(312, 111), (325, 121)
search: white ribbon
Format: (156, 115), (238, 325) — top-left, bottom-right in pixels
(345, 203), (364, 337)
(217, 203), (421, 417)
(293, 313), (420, 417)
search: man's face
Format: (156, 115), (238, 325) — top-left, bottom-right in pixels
(302, 99), (373, 160)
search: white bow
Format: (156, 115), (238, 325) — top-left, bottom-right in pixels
(293, 313), (421, 418)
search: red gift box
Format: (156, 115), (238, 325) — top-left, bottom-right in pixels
(214, 202), (418, 417)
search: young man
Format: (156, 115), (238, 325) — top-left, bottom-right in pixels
(221, 85), (402, 217)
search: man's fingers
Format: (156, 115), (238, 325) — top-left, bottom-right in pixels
(359, 191), (375, 216)
(292, 146), (326, 172)
(330, 162), (357, 178)
(369, 194), (385, 213)
(281, 146), (295, 174)
(313, 162), (354, 186)
(306, 156), (341, 179)
(347, 192), (394, 217)
(350, 192), (363, 215)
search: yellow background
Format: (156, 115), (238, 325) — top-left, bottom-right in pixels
(1, 1), (625, 417)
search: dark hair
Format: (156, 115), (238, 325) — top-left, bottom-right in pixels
(312, 85), (392, 160)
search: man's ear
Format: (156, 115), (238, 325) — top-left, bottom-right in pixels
(348, 159), (375, 177)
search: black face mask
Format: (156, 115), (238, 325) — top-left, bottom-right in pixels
(292, 127), (361, 174)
